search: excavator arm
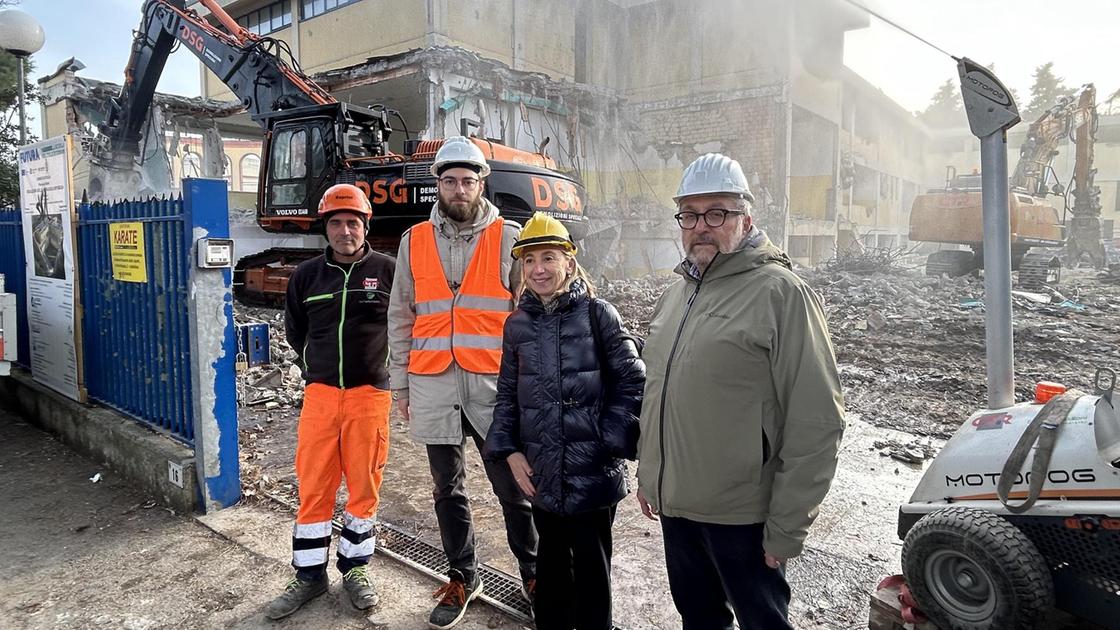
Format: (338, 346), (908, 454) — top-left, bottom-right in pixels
(99, 0), (333, 161)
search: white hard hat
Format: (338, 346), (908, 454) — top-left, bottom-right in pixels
(430, 136), (491, 178)
(674, 153), (754, 203)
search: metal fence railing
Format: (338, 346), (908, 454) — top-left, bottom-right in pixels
(77, 197), (194, 444)
(0, 208), (30, 368)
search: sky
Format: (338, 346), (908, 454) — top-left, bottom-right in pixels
(844, 0), (1119, 114)
(8, 0), (1120, 136)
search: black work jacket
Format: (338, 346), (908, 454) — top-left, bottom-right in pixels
(284, 245), (394, 390)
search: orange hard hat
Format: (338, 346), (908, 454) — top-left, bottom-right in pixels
(318, 183), (372, 219)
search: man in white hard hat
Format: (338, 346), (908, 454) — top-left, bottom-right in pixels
(635, 153), (845, 630)
(387, 136), (537, 629)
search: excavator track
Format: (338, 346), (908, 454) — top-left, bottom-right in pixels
(925, 250), (979, 277)
(1017, 251), (1061, 289)
(233, 248), (321, 308)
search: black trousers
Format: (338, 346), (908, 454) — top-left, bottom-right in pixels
(660, 516), (793, 630)
(426, 413), (537, 583)
(532, 504), (617, 630)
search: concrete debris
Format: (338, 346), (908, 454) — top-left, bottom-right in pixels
(597, 273), (679, 336)
(806, 266), (1120, 438)
(234, 307), (304, 411)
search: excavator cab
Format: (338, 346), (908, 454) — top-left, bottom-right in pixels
(255, 103), (391, 233)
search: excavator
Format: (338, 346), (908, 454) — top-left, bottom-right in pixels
(909, 85), (1100, 288)
(95, 0), (589, 305)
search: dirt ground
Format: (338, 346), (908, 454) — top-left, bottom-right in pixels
(0, 407), (524, 630)
(234, 263), (1120, 629)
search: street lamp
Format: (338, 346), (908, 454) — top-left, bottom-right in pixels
(0, 9), (46, 146)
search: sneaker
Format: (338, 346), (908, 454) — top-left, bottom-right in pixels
(428, 570), (483, 629)
(342, 565), (380, 610)
(265, 574), (329, 620)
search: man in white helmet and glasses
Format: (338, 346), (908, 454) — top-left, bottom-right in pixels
(635, 153), (845, 630)
(387, 136), (537, 629)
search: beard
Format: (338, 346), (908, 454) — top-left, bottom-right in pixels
(438, 195), (484, 223)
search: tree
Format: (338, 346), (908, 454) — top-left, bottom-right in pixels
(919, 78), (964, 128)
(1022, 62), (1076, 120)
(0, 0), (37, 207)
(0, 48), (36, 208)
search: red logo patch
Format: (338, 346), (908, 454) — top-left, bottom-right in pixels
(363, 277), (379, 291)
(972, 412), (1012, 431)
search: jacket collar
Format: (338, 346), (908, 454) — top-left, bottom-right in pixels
(676, 226), (791, 283)
(519, 278), (589, 315)
(325, 242), (372, 267)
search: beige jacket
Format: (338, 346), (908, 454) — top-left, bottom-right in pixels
(387, 199), (521, 444)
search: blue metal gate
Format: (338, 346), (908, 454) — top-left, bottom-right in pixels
(0, 208), (30, 367)
(77, 197), (194, 443)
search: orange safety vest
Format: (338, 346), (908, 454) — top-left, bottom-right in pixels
(408, 219), (512, 375)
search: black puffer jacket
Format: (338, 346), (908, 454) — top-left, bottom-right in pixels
(485, 279), (645, 515)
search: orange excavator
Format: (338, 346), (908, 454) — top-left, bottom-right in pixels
(96, 0), (589, 305)
(909, 85), (1099, 288)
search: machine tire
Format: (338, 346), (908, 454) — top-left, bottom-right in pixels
(901, 507), (1053, 630)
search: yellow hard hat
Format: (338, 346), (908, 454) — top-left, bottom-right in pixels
(512, 212), (577, 259)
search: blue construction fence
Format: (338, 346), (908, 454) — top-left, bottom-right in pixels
(2, 180), (240, 510)
(77, 196), (196, 443)
(0, 208), (31, 368)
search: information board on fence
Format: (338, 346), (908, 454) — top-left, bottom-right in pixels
(109, 222), (148, 283)
(19, 135), (85, 402)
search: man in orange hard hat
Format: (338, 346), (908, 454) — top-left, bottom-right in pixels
(268, 183), (395, 619)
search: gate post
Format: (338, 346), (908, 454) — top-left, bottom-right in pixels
(183, 178), (240, 511)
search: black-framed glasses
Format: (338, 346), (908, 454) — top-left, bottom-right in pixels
(674, 208), (744, 229)
(438, 176), (481, 190)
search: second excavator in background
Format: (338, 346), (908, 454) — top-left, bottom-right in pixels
(908, 84), (1101, 288)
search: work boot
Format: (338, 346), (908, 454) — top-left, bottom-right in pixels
(428, 569), (483, 629)
(521, 577), (536, 618)
(265, 574), (329, 620)
(342, 565), (380, 610)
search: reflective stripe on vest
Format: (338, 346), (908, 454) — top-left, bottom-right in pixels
(408, 220), (512, 375)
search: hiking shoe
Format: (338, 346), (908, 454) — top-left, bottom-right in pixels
(265, 574), (329, 620)
(428, 570), (483, 629)
(342, 565), (380, 610)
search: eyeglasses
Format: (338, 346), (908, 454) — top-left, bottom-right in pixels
(438, 177), (481, 191)
(673, 208), (744, 229)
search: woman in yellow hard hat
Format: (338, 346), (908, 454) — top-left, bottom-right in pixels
(485, 212), (646, 629)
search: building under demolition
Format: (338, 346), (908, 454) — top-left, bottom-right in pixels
(36, 0), (1120, 271)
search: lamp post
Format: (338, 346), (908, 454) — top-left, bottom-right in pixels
(0, 9), (46, 146)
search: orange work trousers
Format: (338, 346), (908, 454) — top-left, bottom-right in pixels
(292, 383), (391, 573)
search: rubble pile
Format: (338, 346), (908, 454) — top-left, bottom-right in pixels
(804, 266), (1120, 437)
(597, 274), (678, 336)
(234, 307), (303, 409)
(822, 246), (917, 276)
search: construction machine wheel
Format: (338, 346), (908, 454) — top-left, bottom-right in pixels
(925, 250), (979, 277)
(1017, 252), (1061, 289)
(901, 507), (1053, 630)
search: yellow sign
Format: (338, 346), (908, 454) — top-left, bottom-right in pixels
(109, 222), (148, 283)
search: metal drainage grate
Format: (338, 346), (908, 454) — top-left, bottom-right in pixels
(376, 521), (533, 621)
(264, 491), (625, 628)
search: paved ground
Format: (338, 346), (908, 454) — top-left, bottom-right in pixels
(0, 406), (524, 630)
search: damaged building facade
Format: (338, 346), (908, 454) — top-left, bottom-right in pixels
(39, 0), (940, 271)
